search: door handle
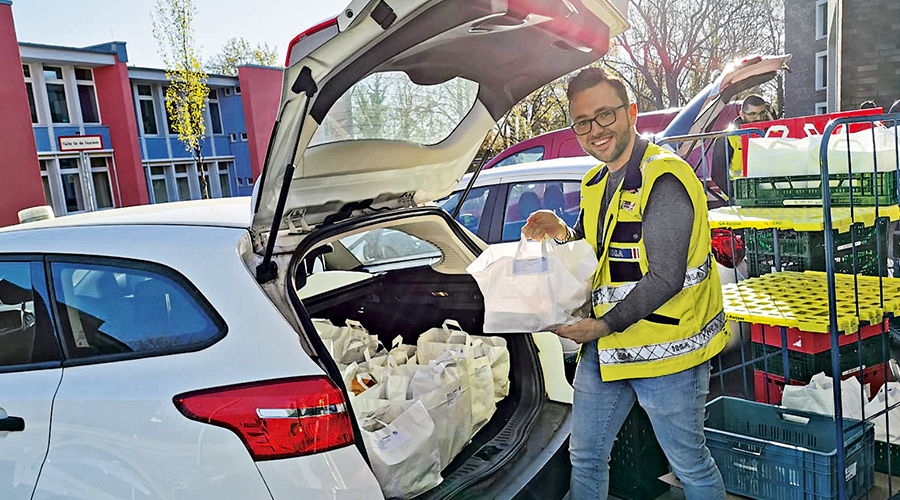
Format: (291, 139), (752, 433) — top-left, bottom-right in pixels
(0, 416), (25, 432)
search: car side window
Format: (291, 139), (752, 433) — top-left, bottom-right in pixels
(493, 146), (545, 168)
(50, 260), (225, 360)
(501, 181), (581, 241)
(435, 186), (494, 235)
(339, 229), (441, 267)
(0, 261), (60, 368)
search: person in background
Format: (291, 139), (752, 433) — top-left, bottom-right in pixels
(711, 94), (771, 200)
(522, 68), (728, 500)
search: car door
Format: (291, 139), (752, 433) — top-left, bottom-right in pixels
(0, 258), (64, 500)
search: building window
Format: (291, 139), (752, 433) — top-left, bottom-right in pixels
(816, 51), (828, 91)
(89, 156), (114, 209)
(24, 64), (38, 124)
(148, 165), (170, 203)
(224, 87), (232, 96)
(43, 65), (70, 124)
(40, 159), (53, 208)
(816, 0), (827, 40)
(816, 102), (828, 115)
(246, 177), (253, 186)
(208, 89), (223, 135)
(174, 164), (191, 200)
(57, 157), (85, 213)
(75, 67), (100, 124)
(198, 163), (213, 197)
(237, 177), (243, 187)
(234, 86), (241, 95)
(240, 132), (248, 141)
(218, 162), (233, 197)
(136, 84), (159, 135)
(163, 87), (178, 135)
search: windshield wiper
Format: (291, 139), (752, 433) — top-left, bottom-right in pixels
(257, 66), (318, 284)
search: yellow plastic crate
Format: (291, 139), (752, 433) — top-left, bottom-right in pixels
(709, 205), (900, 232)
(722, 271), (900, 334)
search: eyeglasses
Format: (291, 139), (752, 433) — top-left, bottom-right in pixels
(743, 110), (769, 121)
(571, 104), (630, 136)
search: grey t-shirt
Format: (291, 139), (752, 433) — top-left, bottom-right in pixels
(569, 147), (694, 333)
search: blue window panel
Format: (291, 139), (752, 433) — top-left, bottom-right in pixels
(53, 127), (81, 146)
(213, 136), (229, 153)
(33, 127), (52, 152)
(83, 126), (111, 149)
(219, 95), (245, 134)
(144, 138), (170, 160)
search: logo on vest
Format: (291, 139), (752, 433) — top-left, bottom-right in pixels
(625, 189), (639, 195)
(621, 200), (636, 211)
(608, 247), (640, 260)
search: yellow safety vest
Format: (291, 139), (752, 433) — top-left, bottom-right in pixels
(727, 135), (744, 178)
(581, 140), (730, 381)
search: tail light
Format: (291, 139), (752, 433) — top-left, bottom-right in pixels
(711, 228), (745, 269)
(173, 376), (354, 461)
(285, 17), (339, 67)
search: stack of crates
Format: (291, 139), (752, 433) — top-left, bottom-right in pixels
(743, 220), (889, 277)
(734, 171), (899, 208)
(751, 320), (891, 406)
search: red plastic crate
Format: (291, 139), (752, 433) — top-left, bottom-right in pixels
(750, 319), (888, 353)
(739, 108), (884, 176)
(754, 365), (888, 405)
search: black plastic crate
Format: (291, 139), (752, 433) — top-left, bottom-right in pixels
(609, 405), (670, 500)
(751, 334), (889, 381)
(735, 171), (899, 207)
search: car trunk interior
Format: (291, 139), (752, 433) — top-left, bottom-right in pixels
(287, 209), (554, 499)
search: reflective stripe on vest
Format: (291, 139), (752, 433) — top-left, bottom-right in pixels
(597, 311), (726, 365)
(591, 255), (712, 308)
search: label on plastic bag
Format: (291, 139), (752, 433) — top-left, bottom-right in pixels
(845, 461), (857, 481)
(446, 387), (461, 405)
(377, 429), (408, 451)
(512, 257), (548, 275)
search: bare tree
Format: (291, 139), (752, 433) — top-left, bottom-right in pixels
(603, 0), (785, 111)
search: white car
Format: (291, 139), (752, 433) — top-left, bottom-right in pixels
(0, 0), (628, 499)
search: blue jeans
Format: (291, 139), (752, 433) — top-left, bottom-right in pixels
(569, 340), (725, 500)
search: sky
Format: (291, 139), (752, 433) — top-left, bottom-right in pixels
(11, 0), (341, 69)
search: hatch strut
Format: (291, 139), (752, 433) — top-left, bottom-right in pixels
(452, 107), (514, 220)
(257, 66), (318, 283)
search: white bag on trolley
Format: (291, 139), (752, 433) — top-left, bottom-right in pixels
(864, 382), (900, 444)
(466, 237), (597, 333)
(360, 400), (443, 499)
(781, 372), (866, 420)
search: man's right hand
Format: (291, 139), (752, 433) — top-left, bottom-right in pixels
(522, 210), (568, 241)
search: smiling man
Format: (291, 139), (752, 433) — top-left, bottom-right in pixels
(522, 68), (729, 500)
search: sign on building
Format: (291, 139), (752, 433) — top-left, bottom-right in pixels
(58, 135), (104, 152)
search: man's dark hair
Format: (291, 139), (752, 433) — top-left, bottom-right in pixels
(566, 67), (630, 106)
(741, 94), (768, 112)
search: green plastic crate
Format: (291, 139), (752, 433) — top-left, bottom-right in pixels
(609, 405), (670, 500)
(745, 220), (889, 277)
(751, 334), (889, 381)
(734, 171), (899, 207)
(875, 440), (900, 476)
(705, 397), (875, 500)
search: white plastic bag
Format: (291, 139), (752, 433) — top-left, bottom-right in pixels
(472, 335), (511, 401)
(314, 318), (382, 364)
(467, 237), (597, 333)
(388, 335), (417, 365)
(822, 123), (900, 175)
(360, 400), (443, 499)
(864, 382), (900, 444)
(745, 126), (816, 179)
(781, 372), (866, 420)
(399, 361), (473, 468)
(417, 320), (496, 431)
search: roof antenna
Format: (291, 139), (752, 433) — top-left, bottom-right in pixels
(257, 66), (317, 283)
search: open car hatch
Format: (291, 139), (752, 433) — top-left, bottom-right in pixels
(251, 0), (629, 248)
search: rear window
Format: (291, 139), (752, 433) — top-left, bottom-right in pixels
(309, 71), (479, 147)
(50, 260), (225, 360)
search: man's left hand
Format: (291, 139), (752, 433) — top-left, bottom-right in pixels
(555, 318), (612, 344)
